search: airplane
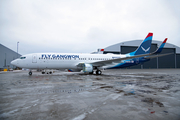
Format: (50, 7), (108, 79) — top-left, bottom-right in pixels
(11, 33), (172, 75)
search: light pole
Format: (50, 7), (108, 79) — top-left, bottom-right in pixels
(17, 42), (19, 58)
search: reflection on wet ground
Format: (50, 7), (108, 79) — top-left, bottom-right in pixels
(0, 69), (180, 120)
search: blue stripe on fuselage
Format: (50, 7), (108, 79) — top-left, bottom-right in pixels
(108, 57), (150, 69)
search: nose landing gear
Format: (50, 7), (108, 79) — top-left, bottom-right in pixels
(29, 71), (32, 75)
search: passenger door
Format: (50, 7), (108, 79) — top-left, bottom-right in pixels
(32, 54), (37, 63)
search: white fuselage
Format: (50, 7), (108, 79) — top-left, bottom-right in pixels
(11, 53), (126, 70)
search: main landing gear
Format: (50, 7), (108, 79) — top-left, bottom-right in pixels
(42, 70), (53, 74)
(96, 70), (102, 75)
(42, 71), (52, 74)
(88, 70), (102, 75)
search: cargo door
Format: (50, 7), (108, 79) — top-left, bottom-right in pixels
(32, 54), (37, 63)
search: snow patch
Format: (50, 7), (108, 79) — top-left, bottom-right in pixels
(105, 94), (121, 101)
(72, 113), (87, 120)
(88, 108), (97, 114)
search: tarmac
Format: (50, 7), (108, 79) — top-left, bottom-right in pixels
(0, 69), (180, 120)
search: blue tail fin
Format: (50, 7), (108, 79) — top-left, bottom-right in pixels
(128, 33), (153, 56)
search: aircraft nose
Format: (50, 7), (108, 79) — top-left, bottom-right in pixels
(11, 60), (17, 66)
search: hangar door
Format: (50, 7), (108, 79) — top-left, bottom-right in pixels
(32, 54), (37, 63)
(158, 48), (175, 68)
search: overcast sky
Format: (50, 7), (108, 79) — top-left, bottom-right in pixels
(0, 0), (180, 55)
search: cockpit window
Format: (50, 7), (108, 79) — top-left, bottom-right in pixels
(20, 57), (26, 59)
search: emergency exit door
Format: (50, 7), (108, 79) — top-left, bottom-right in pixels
(32, 54), (37, 63)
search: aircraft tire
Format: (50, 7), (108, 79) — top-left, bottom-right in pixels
(96, 70), (102, 75)
(42, 72), (45, 74)
(29, 71), (32, 75)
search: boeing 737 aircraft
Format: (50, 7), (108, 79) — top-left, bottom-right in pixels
(11, 33), (171, 75)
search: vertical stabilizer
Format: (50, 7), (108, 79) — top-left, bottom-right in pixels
(128, 33), (153, 56)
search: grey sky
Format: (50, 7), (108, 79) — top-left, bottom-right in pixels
(0, 0), (180, 55)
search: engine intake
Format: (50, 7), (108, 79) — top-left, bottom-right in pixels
(83, 64), (93, 73)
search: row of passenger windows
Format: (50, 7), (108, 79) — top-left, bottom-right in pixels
(39, 57), (112, 60)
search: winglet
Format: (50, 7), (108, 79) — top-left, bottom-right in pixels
(163, 38), (167, 43)
(154, 38), (168, 54)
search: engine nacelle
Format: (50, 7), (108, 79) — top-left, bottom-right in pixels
(83, 64), (93, 73)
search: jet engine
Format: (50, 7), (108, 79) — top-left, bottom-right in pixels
(83, 63), (93, 73)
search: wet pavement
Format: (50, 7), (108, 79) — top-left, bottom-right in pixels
(0, 69), (180, 120)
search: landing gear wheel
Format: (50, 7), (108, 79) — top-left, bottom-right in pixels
(42, 72), (45, 74)
(29, 71), (32, 75)
(96, 70), (102, 75)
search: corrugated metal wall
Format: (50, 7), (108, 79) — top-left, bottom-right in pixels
(0, 44), (21, 70)
(177, 54), (180, 68)
(158, 48), (175, 68)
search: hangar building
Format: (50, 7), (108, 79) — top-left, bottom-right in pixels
(103, 40), (180, 69)
(0, 40), (180, 70)
(0, 44), (21, 70)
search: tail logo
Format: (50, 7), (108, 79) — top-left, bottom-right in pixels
(141, 46), (150, 52)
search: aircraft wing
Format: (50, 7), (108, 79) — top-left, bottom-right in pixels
(78, 37), (171, 68)
(89, 53), (152, 67)
(144, 52), (173, 59)
(143, 38), (173, 59)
